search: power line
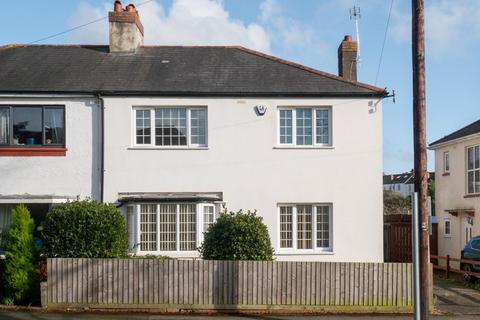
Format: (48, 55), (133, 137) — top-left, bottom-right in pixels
(375, 0), (394, 85)
(28, 0), (155, 45)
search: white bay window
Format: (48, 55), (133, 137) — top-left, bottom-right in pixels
(127, 203), (217, 253)
(278, 204), (332, 252)
(134, 107), (207, 148)
(278, 107), (332, 147)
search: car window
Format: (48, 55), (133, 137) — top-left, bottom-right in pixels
(471, 239), (480, 250)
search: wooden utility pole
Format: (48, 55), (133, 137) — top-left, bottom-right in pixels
(412, 0), (430, 318)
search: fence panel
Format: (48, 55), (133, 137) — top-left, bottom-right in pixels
(47, 258), (422, 309)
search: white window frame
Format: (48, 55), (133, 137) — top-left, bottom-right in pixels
(444, 219), (451, 238)
(277, 107), (332, 148)
(129, 202), (216, 255)
(443, 151), (450, 173)
(277, 203), (333, 254)
(466, 145), (480, 195)
(132, 106), (208, 149)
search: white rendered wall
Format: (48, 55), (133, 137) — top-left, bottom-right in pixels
(103, 96), (384, 262)
(0, 97), (101, 201)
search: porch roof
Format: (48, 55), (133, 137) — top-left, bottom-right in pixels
(117, 192), (223, 203)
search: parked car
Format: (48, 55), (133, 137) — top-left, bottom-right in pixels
(461, 236), (480, 282)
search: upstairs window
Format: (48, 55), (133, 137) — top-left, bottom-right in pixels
(467, 145), (480, 194)
(134, 107), (207, 148)
(443, 151), (450, 173)
(278, 107), (331, 147)
(0, 106), (65, 147)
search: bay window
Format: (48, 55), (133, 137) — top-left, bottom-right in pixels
(0, 105), (65, 147)
(278, 107), (331, 147)
(278, 203), (332, 252)
(467, 145), (480, 194)
(127, 203), (217, 253)
(134, 107), (207, 148)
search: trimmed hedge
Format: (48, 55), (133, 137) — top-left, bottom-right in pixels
(3, 204), (38, 304)
(43, 200), (128, 258)
(200, 210), (274, 261)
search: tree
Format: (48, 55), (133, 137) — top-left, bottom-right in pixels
(200, 210), (274, 260)
(42, 200), (128, 258)
(384, 190), (411, 215)
(4, 204), (38, 304)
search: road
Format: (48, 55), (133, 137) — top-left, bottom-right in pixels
(0, 313), (480, 320)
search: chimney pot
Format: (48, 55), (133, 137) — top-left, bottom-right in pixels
(338, 34), (358, 82)
(126, 4), (136, 12)
(114, 0), (123, 12)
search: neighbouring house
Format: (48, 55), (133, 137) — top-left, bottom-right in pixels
(0, 1), (387, 261)
(383, 171), (435, 199)
(429, 119), (480, 262)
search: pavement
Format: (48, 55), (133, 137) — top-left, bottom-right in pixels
(433, 276), (480, 316)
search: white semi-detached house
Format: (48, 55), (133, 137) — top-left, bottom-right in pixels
(429, 119), (480, 263)
(0, 1), (387, 261)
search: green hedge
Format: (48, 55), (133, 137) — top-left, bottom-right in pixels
(43, 200), (128, 258)
(200, 210), (274, 261)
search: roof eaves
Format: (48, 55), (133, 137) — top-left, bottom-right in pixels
(234, 46), (388, 95)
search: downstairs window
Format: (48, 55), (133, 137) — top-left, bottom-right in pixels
(279, 203), (332, 251)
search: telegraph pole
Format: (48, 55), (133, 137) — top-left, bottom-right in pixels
(412, 0), (430, 318)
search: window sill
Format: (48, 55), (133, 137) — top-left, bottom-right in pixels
(273, 145), (335, 150)
(276, 250), (334, 255)
(0, 147), (67, 157)
(128, 147), (209, 151)
(442, 172), (450, 176)
(464, 193), (480, 199)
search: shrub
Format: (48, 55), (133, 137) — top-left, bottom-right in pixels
(200, 210), (274, 261)
(3, 204), (38, 304)
(43, 200), (128, 258)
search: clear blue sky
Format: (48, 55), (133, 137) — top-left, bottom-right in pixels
(2, 0), (479, 174)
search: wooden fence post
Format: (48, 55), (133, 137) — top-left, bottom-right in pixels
(446, 255), (450, 279)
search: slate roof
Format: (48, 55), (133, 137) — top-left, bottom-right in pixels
(383, 172), (435, 185)
(0, 45), (386, 97)
(430, 120), (480, 147)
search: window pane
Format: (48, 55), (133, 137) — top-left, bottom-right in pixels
(13, 107), (42, 145)
(296, 109), (312, 145)
(316, 109), (330, 145)
(136, 110), (151, 145)
(191, 109), (207, 145)
(159, 204), (177, 251)
(297, 205), (312, 249)
(468, 147), (475, 170)
(155, 108), (187, 146)
(127, 206), (135, 251)
(279, 206), (293, 248)
(203, 205), (215, 233)
(139, 204), (157, 251)
(179, 204), (196, 251)
(44, 108), (64, 145)
(0, 108), (9, 144)
(468, 171), (475, 194)
(279, 110), (293, 144)
(445, 221), (450, 235)
(316, 206), (330, 248)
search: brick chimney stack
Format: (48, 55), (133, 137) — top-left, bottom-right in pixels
(338, 35), (358, 82)
(109, 1), (144, 53)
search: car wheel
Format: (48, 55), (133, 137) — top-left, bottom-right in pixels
(463, 264), (477, 283)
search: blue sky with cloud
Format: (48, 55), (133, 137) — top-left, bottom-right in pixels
(1, 0), (479, 174)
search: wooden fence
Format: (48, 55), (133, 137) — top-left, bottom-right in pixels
(384, 217), (438, 263)
(46, 258), (428, 311)
(431, 255), (480, 279)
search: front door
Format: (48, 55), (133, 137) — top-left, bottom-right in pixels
(462, 216), (473, 246)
